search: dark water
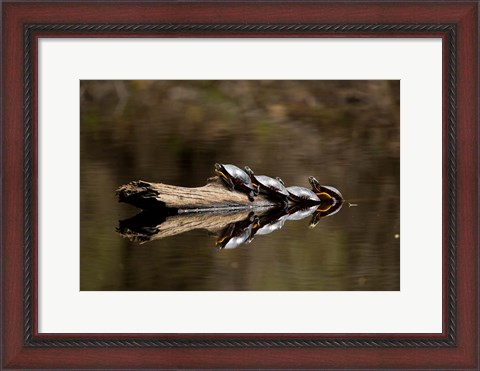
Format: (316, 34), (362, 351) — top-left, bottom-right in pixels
(80, 80), (400, 291)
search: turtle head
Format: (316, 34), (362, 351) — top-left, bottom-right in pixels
(308, 176), (320, 187)
(214, 163), (226, 177)
(244, 166), (254, 177)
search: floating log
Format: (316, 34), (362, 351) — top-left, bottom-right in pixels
(116, 177), (279, 211)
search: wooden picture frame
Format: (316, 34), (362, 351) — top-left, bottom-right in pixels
(2, 1), (478, 369)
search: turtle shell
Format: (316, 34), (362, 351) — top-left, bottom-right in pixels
(321, 185), (344, 201)
(286, 186), (321, 203)
(252, 175), (289, 197)
(215, 163), (257, 199)
(221, 164), (253, 187)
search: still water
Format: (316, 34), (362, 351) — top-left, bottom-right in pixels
(80, 80), (400, 291)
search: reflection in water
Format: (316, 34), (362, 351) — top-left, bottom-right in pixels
(216, 213), (258, 249)
(118, 202), (344, 250)
(80, 80), (400, 291)
(309, 201), (344, 228)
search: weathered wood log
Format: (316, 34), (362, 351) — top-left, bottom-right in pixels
(116, 177), (279, 211)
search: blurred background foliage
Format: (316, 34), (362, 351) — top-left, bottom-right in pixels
(80, 80), (400, 291)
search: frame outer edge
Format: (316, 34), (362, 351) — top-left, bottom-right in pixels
(23, 23), (456, 349)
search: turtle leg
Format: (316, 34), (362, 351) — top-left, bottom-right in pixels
(248, 191), (255, 202)
(246, 216), (260, 243)
(218, 173), (235, 191)
(224, 177), (235, 191)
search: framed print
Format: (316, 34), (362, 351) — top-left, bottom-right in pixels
(2, 1), (478, 369)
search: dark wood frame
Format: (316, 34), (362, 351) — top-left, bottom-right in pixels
(2, 1), (478, 369)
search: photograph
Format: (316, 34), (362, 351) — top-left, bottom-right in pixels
(80, 80), (400, 291)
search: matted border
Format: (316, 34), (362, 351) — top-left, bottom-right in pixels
(2, 2), (478, 369)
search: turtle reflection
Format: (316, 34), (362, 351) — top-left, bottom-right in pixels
(254, 208), (290, 236)
(308, 201), (344, 229)
(285, 204), (319, 221)
(216, 212), (259, 249)
(214, 202), (343, 250)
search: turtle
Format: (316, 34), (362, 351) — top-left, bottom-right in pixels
(244, 166), (289, 204)
(286, 186), (321, 203)
(214, 163), (258, 201)
(308, 176), (344, 203)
